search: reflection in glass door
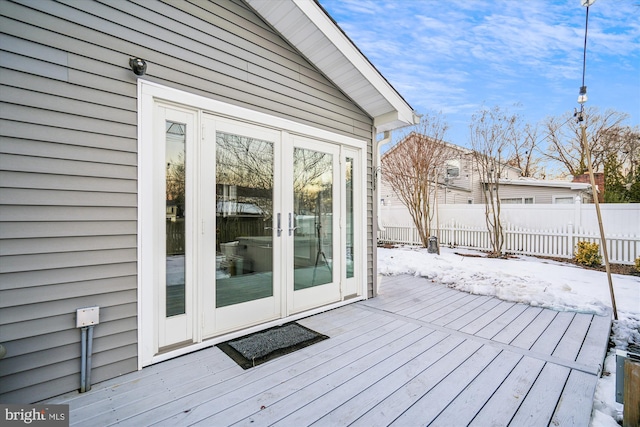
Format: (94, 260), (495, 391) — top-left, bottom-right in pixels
(345, 157), (354, 279)
(293, 147), (333, 290)
(165, 121), (186, 317)
(215, 132), (274, 307)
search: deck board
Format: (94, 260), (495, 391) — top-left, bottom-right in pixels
(166, 322), (425, 426)
(428, 350), (524, 426)
(45, 274), (611, 426)
(510, 363), (570, 426)
(510, 308), (558, 350)
(468, 356), (546, 426)
(530, 310), (576, 355)
(388, 344), (501, 426)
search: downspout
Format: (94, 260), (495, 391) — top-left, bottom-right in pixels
(371, 130), (391, 299)
(374, 113), (422, 232)
(375, 130), (392, 233)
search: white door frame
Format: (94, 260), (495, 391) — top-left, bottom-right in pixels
(137, 80), (368, 368)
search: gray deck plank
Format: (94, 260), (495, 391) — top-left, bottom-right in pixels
(363, 281), (447, 310)
(529, 310), (575, 355)
(367, 284), (451, 313)
(228, 328), (447, 426)
(395, 287), (462, 317)
(473, 302), (529, 339)
(66, 348), (240, 422)
(160, 322), (426, 426)
(389, 344), (501, 426)
(510, 308), (558, 350)
(289, 335), (468, 427)
(509, 362), (571, 426)
(553, 313), (594, 361)
(45, 345), (226, 406)
(429, 350), (523, 427)
(576, 312), (612, 370)
(401, 290), (469, 318)
(430, 295), (493, 326)
(75, 310), (397, 426)
(468, 356), (546, 426)
(456, 299), (515, 334)
(550, 369), (598, 426)
(491, 306), (543, 344)
(349, 339), (484, 427)
(417, 293), (481, 323)
(129, 318), (414, 426)
(44, 274), (609, 427)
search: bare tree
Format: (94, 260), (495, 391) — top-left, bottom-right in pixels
(543, 107), (629, 177)
(505, 122), (544, 178)
(616, 125), (640, 180)
(469, 106), (520, 257)
(381, 112), (451, 248)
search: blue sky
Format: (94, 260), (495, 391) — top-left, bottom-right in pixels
(319, 0), (640, 147)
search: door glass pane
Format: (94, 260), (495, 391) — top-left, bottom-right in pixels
(166, 121), (186, 317)
(293, 148), (333, 290)
(346, 157), (354, 279)
(216, 132), (274, 307)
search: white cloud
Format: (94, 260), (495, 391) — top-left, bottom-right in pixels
(319, 0), (640, 145)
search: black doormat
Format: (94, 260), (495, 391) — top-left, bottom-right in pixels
(217, 322), (329, 369)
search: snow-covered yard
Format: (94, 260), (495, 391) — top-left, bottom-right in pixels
(377, 246), (640, 426)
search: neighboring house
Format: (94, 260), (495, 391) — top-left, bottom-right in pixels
(0, 0), (417, 403)
(380, 135), (592, 210)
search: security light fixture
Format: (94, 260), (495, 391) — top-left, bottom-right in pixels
(129, 57), (147, 76)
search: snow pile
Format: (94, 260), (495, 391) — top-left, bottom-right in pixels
(377, 246), (640, 427)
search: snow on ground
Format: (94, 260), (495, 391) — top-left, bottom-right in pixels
(377, 246), (640, 426)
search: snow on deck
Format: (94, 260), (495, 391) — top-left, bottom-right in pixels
(47, 274), (611, 426)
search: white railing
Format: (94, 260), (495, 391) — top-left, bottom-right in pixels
(378, 221), (640, 265)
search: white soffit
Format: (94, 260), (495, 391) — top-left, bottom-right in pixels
(245, 0), (417, 132)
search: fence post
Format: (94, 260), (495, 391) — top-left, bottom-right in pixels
(574, 196), (582, 228)
(568, 222), (574, 258)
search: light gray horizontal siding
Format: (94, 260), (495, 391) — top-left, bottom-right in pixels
(1, 235), (137, 256)
(0, 172), (137, 193)
(0, 0), (374, 403)
(499, 185), (579, 204)
(1, 249), (137, 274)
(1, 272), (137, 297)
(0, 221), (138, 239)
(0, 206), (138, 221)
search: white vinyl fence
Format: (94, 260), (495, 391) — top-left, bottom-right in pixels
(379, 204), (640, 265)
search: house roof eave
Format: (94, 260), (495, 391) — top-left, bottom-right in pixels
(245, 0), (418, 132)
(491, 178), (593, 191)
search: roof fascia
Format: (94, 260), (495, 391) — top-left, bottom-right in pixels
(246, 0), (417, 132)
(295, 1), (416, 129)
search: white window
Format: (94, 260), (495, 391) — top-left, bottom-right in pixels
(553, 196), (575, 204)
(500, 197), (533, 204)
(445, 159), (460, 178)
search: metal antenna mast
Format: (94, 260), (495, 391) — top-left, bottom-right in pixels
(576, 0), (618, 320)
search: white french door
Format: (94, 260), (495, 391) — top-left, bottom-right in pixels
(287, 136), (341, 314)
(202, 116), (282, 336)
(141, 89), (364, 363)
(205, 120), (343, 333)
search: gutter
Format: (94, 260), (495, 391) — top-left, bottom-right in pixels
(375, 130), (392, 232)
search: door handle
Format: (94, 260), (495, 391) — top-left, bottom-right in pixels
(289, 212), (298, 236)
(277, 213), (282, 237)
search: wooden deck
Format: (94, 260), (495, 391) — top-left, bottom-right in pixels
(47, 275), (611, 426)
